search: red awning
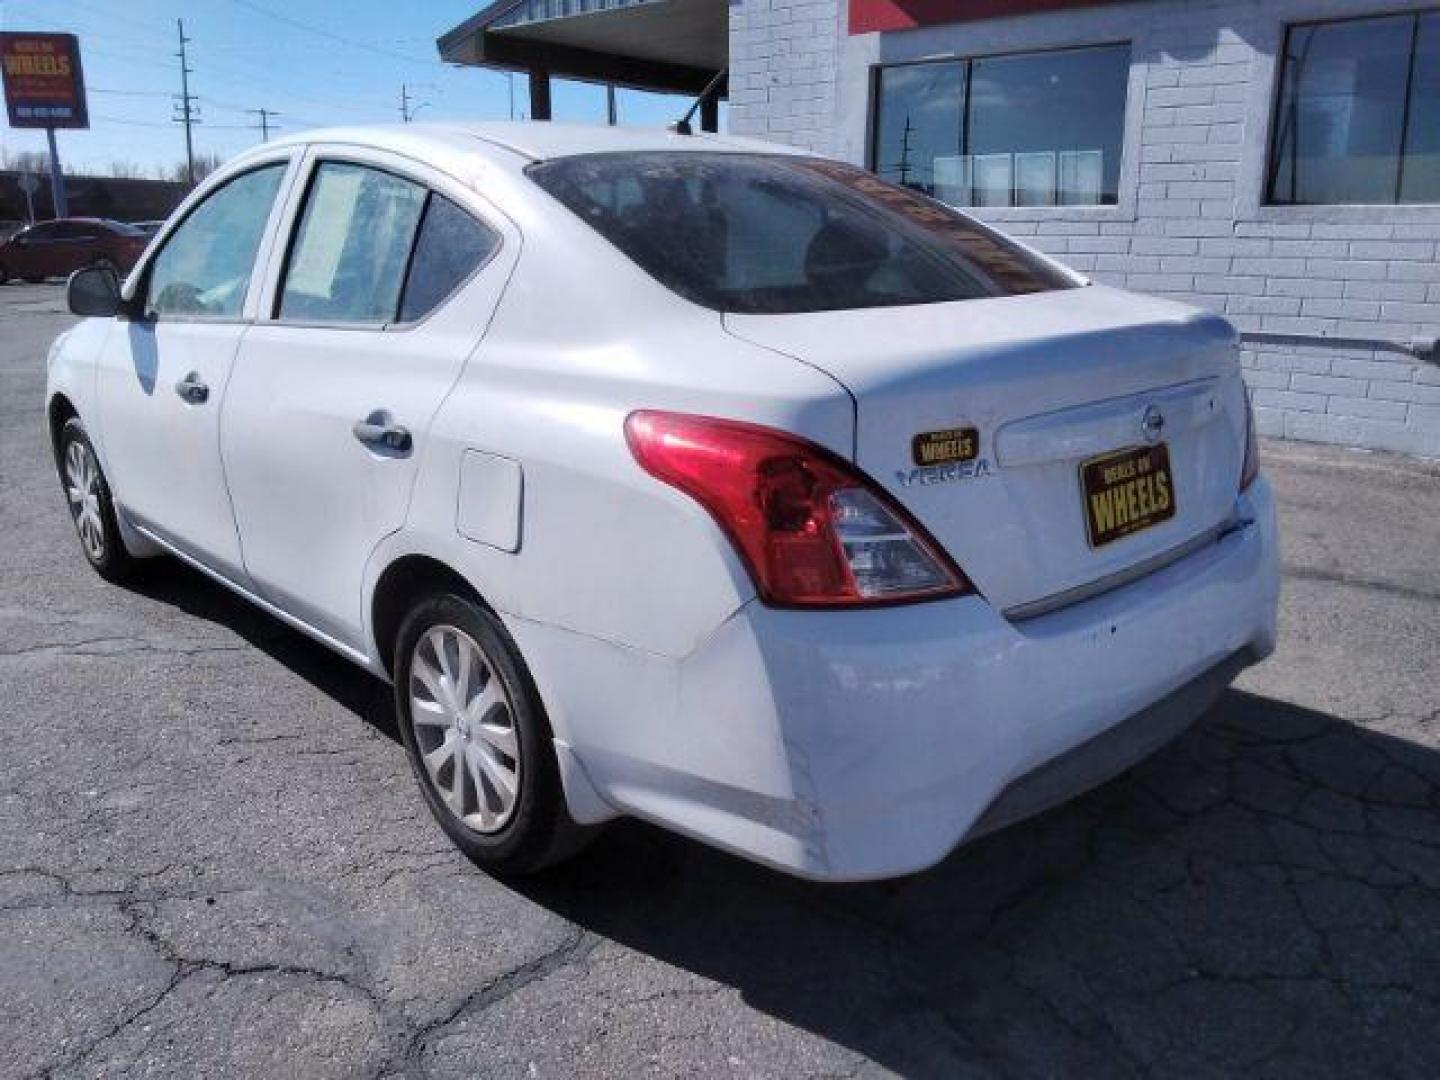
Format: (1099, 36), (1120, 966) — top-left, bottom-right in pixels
(851, 0), (1129, 36)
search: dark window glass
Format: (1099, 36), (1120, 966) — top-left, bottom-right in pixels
(528, 152), (1073, 315)
(279, 162), (426, 324)
(23, 223), (56, 240)
(1269, 11), (1440, 205)
(398, 194), (500, 322)
(1401, 14), (1440, 203)
(147, 164), (286, 320)
(872, 44), (1130, 208)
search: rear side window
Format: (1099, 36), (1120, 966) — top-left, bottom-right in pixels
(527, 152), (1073, 314)
(278, 163), (498, 325)
(398, 194), (500, 322)
(279, 162), (427, 324)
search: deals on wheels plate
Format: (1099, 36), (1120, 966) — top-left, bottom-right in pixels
(1081, 443), (1176, 548)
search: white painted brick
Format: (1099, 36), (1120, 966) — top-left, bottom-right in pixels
(1380, 302), (1440, 326)
(1246, 351), (1330, 375)
(1125, 272), (1195, 292)
(1291, 373), (1367, 397)
(1238, 368), (1290, 389)
(1261, 315), (1337, 335)
(1252, 405), (1285, 437)
(1255, 389), (1326, 412)
(1330, 357), (1421, 382)
(1268, 278), (1343, 299)
(1300, 298), (1381, 321)
(1351, 239), (1436, 261)
(1132, 237), (1199, 256)
(1327, 396), (1408, 421)
(1343, 280), (1429, 303)
(1388, 262), (1440, 283)
(1284, 411), (1364, 445)
(1228, 295), (1300, 316)
(1307, 259), (1389, 281)
(1370, 381), (1440, 405)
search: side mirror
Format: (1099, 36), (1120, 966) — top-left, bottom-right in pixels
(68, 265), (121, 318)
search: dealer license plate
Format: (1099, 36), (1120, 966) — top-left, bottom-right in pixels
(1080, 444), (1176, 548)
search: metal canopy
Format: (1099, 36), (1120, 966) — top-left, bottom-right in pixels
(437, 0), (726, 97)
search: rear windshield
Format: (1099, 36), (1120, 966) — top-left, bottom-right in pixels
(527, 152), (1074, 314)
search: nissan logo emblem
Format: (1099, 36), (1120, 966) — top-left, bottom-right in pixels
(1141, 405), (1166, 443)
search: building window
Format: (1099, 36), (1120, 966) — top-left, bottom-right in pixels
(871, 43), (1131, 208)
(1268, 11), (1439, 205)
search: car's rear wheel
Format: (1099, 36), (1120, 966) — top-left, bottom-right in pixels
(394, 593), (591, 876)
(57, 418), (134, 583)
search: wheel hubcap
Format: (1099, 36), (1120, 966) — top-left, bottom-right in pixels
(408, 624), (521, 834)
(64, 440), (105, 562)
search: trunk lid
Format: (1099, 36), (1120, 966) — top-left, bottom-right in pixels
(724, 285), (1248, 615)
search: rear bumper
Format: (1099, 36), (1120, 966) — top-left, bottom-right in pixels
(515, 479), (1279, 881)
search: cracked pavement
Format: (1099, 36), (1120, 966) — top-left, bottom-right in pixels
(2, 283), (1438, 1078)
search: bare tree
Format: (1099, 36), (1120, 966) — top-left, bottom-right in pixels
(2, 149), (53, 175)
(107, 161), (146, 179)
(164, 152), (224, 185)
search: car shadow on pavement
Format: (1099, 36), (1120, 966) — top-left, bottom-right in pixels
(517, 690), (1440, 1077)
(125, 560), (401, 743)
(128, 560), (1440, 1076)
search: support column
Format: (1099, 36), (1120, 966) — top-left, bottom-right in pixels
(45, 127), (68, 218)
(528, 68), (552, 121)
(700, 94), (719, 134)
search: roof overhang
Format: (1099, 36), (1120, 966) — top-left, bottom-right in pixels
(438, 0), (726, 96)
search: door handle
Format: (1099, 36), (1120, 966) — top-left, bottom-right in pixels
(174, 372), (209, 404)
(352, 410), (412, 455)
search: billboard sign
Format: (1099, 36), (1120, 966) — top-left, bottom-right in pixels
(0, 32), (88, 129)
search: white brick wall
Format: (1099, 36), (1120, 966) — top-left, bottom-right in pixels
(729, 0), (1440, 457)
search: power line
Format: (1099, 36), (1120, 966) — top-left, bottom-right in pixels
(224, 0), (437, 66)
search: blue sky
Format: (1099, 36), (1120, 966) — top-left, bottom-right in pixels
(0, 0), (700, 177)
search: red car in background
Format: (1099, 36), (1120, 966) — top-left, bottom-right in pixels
(0, 218), (150, 284)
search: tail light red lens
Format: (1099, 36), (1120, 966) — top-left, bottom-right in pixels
(1240, 391), (1260, 491)
(625, 410), (973, 608)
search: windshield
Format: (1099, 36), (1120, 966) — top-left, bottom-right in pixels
(527, 152), (1074, 315)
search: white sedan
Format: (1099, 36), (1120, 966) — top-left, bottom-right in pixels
(46, 122), (1278, 881)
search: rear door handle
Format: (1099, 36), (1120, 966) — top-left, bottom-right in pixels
(352, 410), (412, 455)
(174, 372), (209, 404)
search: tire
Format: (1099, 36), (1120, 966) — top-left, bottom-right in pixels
(394, 593), (591, 876)
(0, 263), (8, 284)
(57, 418), (135, 583)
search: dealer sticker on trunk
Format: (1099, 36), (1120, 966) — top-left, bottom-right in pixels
(912, 426), (979, 467)
(1081, 443), (1176, 548)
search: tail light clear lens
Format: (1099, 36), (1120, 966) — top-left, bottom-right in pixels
(625, 411), (972, 608)
(1240, 391), (1260, 491)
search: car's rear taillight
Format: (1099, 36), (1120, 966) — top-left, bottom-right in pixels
(625, 411), (973, 608)
(1240, 391), (1260, 492)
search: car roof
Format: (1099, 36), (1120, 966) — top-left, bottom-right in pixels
(252, 120), (805, 171)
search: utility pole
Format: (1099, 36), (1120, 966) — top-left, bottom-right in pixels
(246, 108), (280, 142)
(399, 83), (431, 123)
(606, 83), (617, 126)
(173, 18), (198, 185)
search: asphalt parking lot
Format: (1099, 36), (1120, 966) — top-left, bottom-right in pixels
(2, 281), (1438, 1079)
